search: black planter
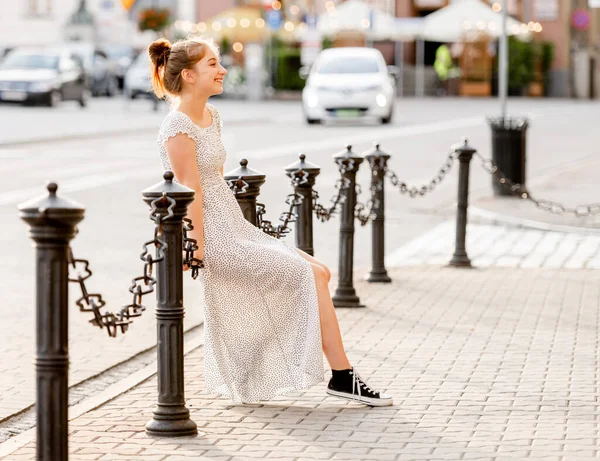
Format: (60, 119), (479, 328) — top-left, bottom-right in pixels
(488, 117), (529, 197)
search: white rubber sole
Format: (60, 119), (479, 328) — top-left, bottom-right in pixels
(326, 388), (393, 407)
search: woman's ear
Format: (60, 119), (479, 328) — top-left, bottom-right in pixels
(181, 69), (194, 84)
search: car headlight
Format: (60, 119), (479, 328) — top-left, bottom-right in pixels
(29, 81), (56, 92)
(376, 94), (387, 107)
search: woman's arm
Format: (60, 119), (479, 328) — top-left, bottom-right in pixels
(165, 134), (204, 260)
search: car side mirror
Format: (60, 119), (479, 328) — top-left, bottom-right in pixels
(387, 65), (400, 77)
(299, 66), (310, 80)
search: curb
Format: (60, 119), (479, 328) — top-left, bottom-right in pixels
(469, 205), (600, 235)
(0, 325), (205, 458)
(0, 126), (158, 148)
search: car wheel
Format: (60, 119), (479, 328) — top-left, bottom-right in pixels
(306, 117), (321, 125)
(79, 89), (91, 108)
(48, 90), (61, 107)
(381, 107), (394, 125)
(106, 78), (118, 97)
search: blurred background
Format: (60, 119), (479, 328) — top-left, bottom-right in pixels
(1, 0), (599, 104)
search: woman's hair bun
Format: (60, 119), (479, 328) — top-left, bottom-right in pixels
(148, 39), (171, 67)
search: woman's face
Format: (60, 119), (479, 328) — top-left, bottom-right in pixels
(189, 46), (227, 96)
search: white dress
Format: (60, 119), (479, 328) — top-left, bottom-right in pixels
(157, 104), (324, 403)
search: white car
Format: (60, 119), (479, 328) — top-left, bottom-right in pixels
(124, 50), (155, 100)
(301, 47), (397, 125)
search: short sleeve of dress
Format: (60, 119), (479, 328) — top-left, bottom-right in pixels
(158, 111), (199, 146)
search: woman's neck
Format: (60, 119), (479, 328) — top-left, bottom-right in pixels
(177, 93), (210, 125)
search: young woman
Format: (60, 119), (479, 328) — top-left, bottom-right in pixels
(149, 36), (392, 407)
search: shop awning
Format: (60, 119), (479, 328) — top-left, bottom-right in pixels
(421, 0), (530, 42)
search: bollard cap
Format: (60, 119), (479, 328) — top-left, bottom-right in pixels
(224, 158), (266, 182)
(363, 142), (391, 160)
(18, 182), (85, 227)
(142, 170), (195, 200)
(452, 138), (476, 157)
(332, 144), (364, 162)
(284, 153), (321, 175)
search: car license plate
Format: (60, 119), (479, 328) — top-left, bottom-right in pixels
(335, 109), (360, 118)
(0, 91), (27, 101)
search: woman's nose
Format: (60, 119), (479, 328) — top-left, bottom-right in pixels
(219, 65), (227, 75)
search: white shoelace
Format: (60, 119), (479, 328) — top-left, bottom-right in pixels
(350, 369), (376, 402)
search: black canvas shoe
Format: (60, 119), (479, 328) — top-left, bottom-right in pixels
(326, 368), (393, 407)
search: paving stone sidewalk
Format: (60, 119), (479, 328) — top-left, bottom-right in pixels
(386, 220), (600, 269)
(4, 266), (600, 461)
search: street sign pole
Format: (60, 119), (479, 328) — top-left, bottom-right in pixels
(499, 0), (508, 124)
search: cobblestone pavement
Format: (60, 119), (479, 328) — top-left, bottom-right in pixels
(386, 220), (600, 269)
(4, 266), (600, 460)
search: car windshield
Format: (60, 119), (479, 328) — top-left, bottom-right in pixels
(316, 56), (380, 74)
(131, 52), (150, 68)
(1, 53), (59, 70)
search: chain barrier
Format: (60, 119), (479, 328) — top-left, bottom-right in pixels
(354, 182), (382, 226)
(256, 170), (308, 239)
(313, 158), (353, 222)
(227, 176), (250, 196)
(182, 217), (204, 279)
(385, 151), (456, 197)
(476, 152), (600, 217)
(68, 193), (203, 337)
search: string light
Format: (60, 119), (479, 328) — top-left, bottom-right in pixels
(240, 18), (250, 28)
(284, 21), (295, 31)
(233, 42), (243, 52)
(227, 18), (236, 28)
(290, 5), (300, 15)
(272, 1), (281, 10)
(198, 22), (206, 32)
(212, 21), (222, 31)
(256, 17), (265, 28)
(361, 19), (370, 28)
(492, 2), (501, 12)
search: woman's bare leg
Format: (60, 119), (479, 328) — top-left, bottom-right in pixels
(295, 249), (351, 370)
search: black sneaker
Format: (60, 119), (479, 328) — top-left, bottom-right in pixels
(326, 368), (393, 407)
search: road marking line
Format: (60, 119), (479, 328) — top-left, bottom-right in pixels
(238, 116), (485, 160)
(1, 168), (158, 207)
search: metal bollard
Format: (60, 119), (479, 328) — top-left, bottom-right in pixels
(224, 159), (266, 226)
(449, 139), (476, 268)
(284, 153), (321, 256)
(332, 145), (365, 308)
(363, 144), (392, 283)
(143, 171), (198, 437)
(19, 183), (85, 461)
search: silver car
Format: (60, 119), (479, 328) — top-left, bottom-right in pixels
(301, 47), (397, 125)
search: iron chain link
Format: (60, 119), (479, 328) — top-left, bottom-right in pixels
(257, 170), (308, 239)
(476, 152), (600, 217)
(385, 151), (456, 197)
(312, 157), (353, 222)
(68, 193), (204, 338)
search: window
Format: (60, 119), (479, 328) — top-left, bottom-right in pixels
(316, 57), (380, 74)
(28, 0), (52, 16)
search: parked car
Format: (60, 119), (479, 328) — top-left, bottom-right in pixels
(124, 50), (156, 100)
(0, 48), (90, 107)
(101, 44), (137, 90)
(300, 47), (397, 125)
(51, 43), (119, 97)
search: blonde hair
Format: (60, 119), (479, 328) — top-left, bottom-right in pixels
(148, 35), (219, 99)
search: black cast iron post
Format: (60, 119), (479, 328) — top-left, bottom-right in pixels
(143, 171), (198, 437)
(449, 139), (476, 268)
(332, 145), (364, 308)
(18, 182), (85, 461)
(224, 159), (266, 226)
(284, 153), (321, 256)
(363, 143), (392, 283)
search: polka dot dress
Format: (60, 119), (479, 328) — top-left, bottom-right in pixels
(157, 104), (324, 403)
